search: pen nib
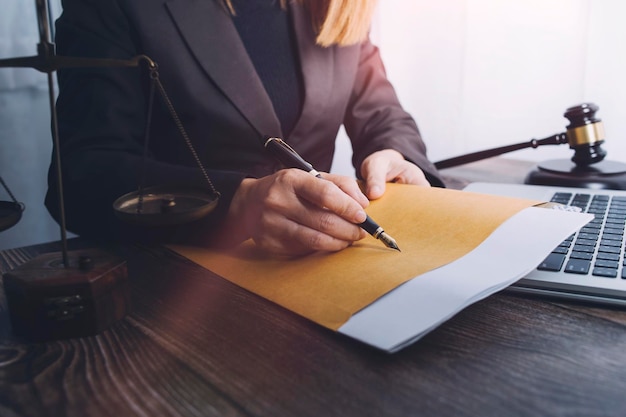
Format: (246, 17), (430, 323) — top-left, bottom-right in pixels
(378, 232), (401, 252)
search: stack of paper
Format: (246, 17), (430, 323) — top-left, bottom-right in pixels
(170, 184), (591, 352)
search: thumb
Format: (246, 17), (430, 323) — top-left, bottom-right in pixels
(362, 160), (387, 200)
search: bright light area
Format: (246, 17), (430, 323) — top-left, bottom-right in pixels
(333, 0), (626, 175)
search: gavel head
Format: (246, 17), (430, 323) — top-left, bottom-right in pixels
(564, 103), (607, 166)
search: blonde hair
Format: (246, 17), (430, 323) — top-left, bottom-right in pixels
(222, 0), (377, 47)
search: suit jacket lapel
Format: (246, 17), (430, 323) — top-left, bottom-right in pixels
(165, 0), (282, 137)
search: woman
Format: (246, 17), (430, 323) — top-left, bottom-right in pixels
(46, 0), (444, 255)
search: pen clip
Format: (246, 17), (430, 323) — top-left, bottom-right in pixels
(264, 137), (300, 155)
(264, 137), (296, 154)
(264, 137), (316, 173)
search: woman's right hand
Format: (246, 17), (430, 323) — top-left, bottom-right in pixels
(218, 169), (369, 256)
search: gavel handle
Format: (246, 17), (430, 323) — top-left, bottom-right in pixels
(434, 133), (568, 170)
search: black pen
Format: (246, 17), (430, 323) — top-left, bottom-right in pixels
(264, 137), (400, 251)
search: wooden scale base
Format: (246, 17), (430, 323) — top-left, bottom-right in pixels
(3, 248), (129, 341)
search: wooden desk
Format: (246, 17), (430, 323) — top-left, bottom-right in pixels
(1, 158), (626, 417)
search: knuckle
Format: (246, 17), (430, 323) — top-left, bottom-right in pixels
(261, 185), (291, 212)
(306, 232), (326, 250)
(275, 168), (302, 185)
(263, 192), (285, 211)
(317, 211), (336, 232)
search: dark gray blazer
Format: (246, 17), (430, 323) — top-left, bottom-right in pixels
(46, 0), (443, 244)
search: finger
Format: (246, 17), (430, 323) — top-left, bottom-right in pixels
(253, 213), (365, 256)
(287, 202), (368, 242)
(387, 162), (431, 187)
(321, 173), (369, 208)
(292, 172), (368, 224)
(361, 157), (388, 200)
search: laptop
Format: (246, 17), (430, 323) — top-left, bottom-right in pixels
(464, 182), (626, 306)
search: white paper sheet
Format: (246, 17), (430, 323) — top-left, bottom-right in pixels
(338, 207), (593, 352)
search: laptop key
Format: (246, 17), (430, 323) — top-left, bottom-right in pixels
(564, 258), (591, 274)
(592, 267), (618, 278)
(597, 252), (620, 261)
(595, 259), (619, 269)
(537, 253), (566, 272)
(553, 246), (569, 255)
(572, 244), (595, 253)
(576, 233), (599, 241)
(574, 237), (597, 246)
(569, 251), (593, 261)
(598, 245), (621, 254)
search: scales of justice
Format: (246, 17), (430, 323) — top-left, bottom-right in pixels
(0, 0), (220, 341)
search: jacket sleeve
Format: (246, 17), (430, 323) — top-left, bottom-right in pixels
(46, 0), (246, 246)
(342, 36), (445, 187)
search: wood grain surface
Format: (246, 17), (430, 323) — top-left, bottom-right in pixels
(1, 158), (626, 417)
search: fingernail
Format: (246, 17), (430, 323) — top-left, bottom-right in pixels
(356, 209), (367, 222)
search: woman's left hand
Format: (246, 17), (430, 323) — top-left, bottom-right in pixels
(360, 149), (431, 200)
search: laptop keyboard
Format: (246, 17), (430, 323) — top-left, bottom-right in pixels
(538, 192), (626, 278)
